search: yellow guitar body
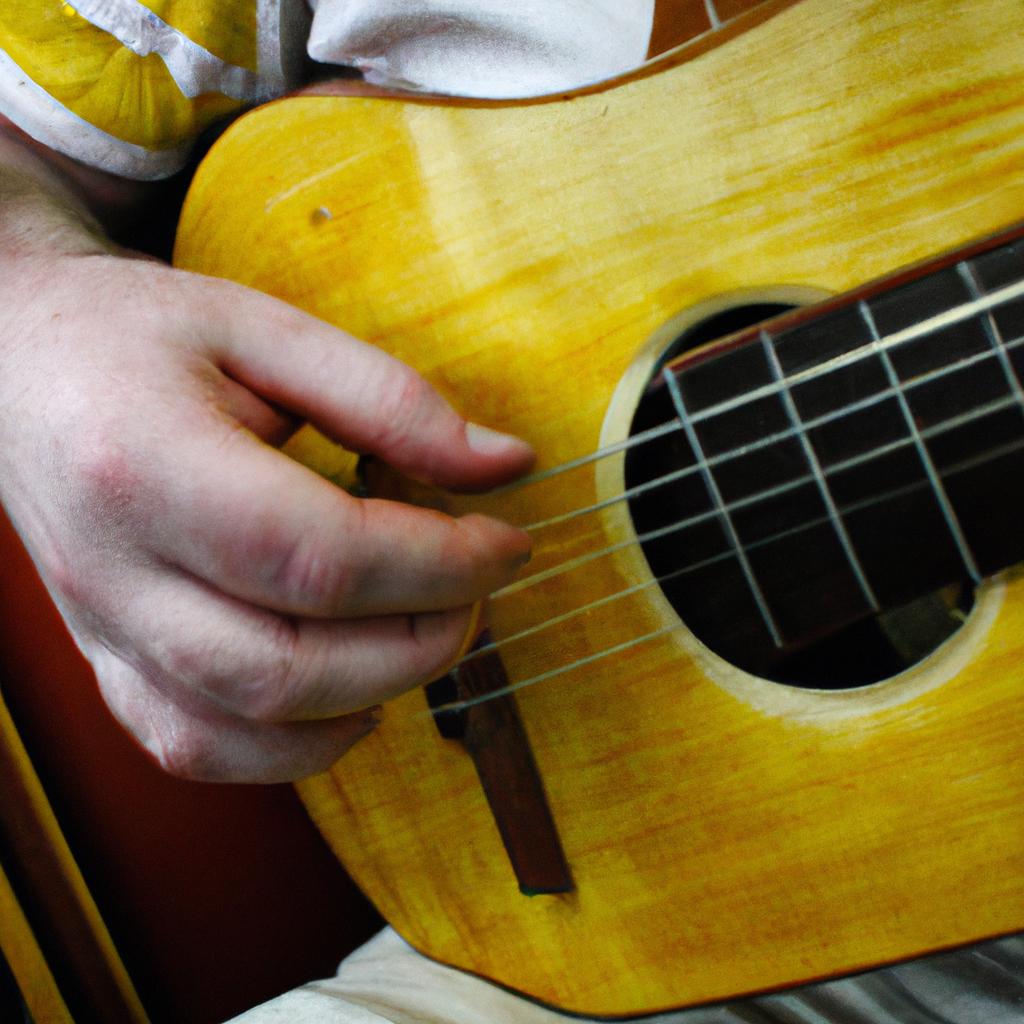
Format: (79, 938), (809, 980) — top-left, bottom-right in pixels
(175, 0), (1024, 1014)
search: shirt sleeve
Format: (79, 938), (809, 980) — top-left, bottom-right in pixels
(306, 0), (655, 100)
(0, 1), (653, 181)
(0, 0), (309, 180)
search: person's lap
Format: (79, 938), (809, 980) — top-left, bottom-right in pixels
(230, 927), (1024, 1024)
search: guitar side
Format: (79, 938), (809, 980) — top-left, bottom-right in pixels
(174, 0), (1024, 1014)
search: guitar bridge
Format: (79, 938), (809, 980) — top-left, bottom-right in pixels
(425, 633), (574, 896)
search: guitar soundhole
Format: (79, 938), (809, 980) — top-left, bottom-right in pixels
(625, 303), (974, 690)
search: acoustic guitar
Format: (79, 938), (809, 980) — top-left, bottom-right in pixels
(174, 0), (1024, 1015)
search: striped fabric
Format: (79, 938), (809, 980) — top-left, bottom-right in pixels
(0, 2), (785, 180)
(0, 0), (664, 179)
(0, 0), (308, 178)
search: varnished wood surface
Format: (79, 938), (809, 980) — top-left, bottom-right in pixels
(0, 858), (73, 1024)
(0, 663), (146, 1024)
(175, 0), (1024, 1014)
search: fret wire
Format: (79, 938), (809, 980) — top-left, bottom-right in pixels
(859, 300), (982, 585)
(526, 330), (1024, 534)
(499, 278), (1024, 497)
(760, 329), (880, 612)
(663, 368), (783, 647)
(958, 260), (1024, 418)
(458, 431), (1024, 686)
(500, 387), (1023, 601)
(704, 0), (723, 30)
(711, 279), (1024, 427)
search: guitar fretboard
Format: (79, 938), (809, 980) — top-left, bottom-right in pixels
(648, 0), (781, 57)
(630, 229), (1024, 670)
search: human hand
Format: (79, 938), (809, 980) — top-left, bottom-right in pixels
(0, 247), (533, 784)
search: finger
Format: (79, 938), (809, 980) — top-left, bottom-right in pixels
(150, 422), (530, 617)
(194, 278), (535, 491)
(218, 373), (299, 447)
(93, 649), (383, 783)
(90, 565), (476, 722)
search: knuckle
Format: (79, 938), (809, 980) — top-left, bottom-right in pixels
(269, 531), (351, 612)
(31, 424), (150, 610)
(149, 619), (315, 725)
(90, 651), (231, 782)
(71, 423), (141, 518)
(229, 619), (309, 723)
(373, 366), (432, 449)
(158, 636), (209, 693)
(151, 724), (221, 781)
(40, 543), (96, 609)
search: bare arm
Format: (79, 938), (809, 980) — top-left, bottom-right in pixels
(0, 123), (533, 783)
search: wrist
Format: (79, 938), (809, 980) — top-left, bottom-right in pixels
(0, 116), (150, 227)
(0, 123), (116, 261)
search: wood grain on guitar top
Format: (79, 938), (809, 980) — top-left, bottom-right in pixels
(174, 0), (1024, 1014)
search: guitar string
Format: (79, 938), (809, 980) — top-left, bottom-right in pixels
(431, 431), (1024, 716)
(763, 326), (879, 612)
(664, 344), (783, 646)
(959, 261), (1024, 414)
(446, 283), (1024, 672)
(861, 298), (983, 585)
(424, 272), (1024, 710)
(491, 274), (1024, 501)
(495, 377), (1023, 601)
(461, 327), (1024, 662)
(459, 403), (1024, 672)
(520, 327), (1024, 534)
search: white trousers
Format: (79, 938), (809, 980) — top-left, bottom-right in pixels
(231, 928), (1024, 1024)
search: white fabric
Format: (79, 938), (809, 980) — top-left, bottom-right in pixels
(229, 927), (1024, 1024)
(0, 45), (191, 179)
(306, 0), (655, 98)
(0, 0), (652, 177)
(260, 0), (313, 98)
(0, 0), (308, 178)
(66, 0), (263, 101)
(65, 0), (310, 102)
(228, 928), (698, 1024)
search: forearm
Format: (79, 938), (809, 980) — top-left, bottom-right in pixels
(0, 128), (108, 259)
(0, 118), (152, 258)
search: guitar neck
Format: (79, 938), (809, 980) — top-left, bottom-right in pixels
(652, 224), (1024, 666)
(647, 0), (787, 57)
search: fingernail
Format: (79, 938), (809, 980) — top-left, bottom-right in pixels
(465, 422), (531, 458)
(455, 603), (485, 662)
(351, 704), (382, 737)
